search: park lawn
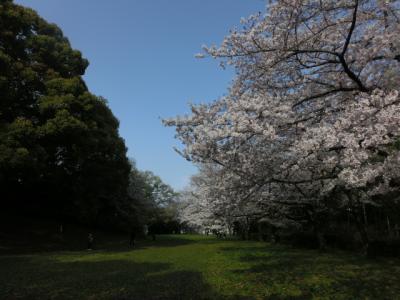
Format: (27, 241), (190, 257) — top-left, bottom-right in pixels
(0, 235), (400, 300)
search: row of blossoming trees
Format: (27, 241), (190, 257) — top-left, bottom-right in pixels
(165, 0), (400, 252)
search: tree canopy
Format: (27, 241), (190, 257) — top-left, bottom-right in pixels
(167, 0), (400, 251)
(0, 0), (131, 227)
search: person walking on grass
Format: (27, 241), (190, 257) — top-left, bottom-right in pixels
(87, 233), (94, 250)
(129, 231), (136, 248)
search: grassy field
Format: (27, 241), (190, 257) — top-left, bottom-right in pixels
(1, 234), (400, 300)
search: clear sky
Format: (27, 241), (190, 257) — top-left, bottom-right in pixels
(15, 0), (265, 190)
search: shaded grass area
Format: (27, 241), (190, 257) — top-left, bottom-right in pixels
(1, 235), (400, 299)
(220, 244), (400, 299)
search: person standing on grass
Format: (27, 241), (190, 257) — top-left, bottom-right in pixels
(129, 231), (136, 248)
(87, 233), (94, 250)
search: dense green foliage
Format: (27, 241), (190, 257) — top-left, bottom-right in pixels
(1, 234), (399, 299)
(0, 0), (132, 227)
(127, 163), (181, 234)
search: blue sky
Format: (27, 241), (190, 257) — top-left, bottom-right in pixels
(15, 0), (265, 190)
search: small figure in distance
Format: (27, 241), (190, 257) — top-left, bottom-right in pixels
(150, 229), (156, 241)
(129, 230), (136, 248)
(87, 233), (94, 250)
(148, 226), (156, 241)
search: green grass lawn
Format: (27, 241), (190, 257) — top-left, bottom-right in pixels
(1, 234), (400, 300)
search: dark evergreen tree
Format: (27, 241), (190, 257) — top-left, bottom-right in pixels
(0, 0), (131, 227)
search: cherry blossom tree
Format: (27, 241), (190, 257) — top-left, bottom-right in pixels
(166, 0), (400, 249)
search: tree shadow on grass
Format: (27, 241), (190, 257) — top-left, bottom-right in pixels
(0, 234), (201, 255)
(98, 235), (201, 253)
(0, 255), (254, 300)
(221, 245), (400, 299)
